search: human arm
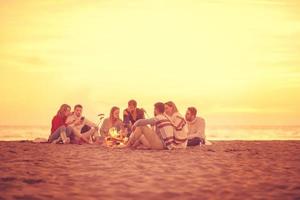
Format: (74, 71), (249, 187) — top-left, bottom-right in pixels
(100, 119), (109, 136)
(65, 116), (76, 126)
(84, 118), (97, 128)
(131, 118), (156, 132)
(133, 118), (156, 127)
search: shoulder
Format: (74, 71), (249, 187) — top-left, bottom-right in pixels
(102, 118), (110, 124)
(53, 115), (64, 121)
(66, 115), (73, 120)
(116, 119), (123, 124)
(52, 115), (59, 121)
(173, 112), (185, 120)
(196, 117), (205, 123)
(123, 109), (129, 115)
(154, 115), (168, 123)
(137, 108), (144, 114)
(154, 114), (165, 120)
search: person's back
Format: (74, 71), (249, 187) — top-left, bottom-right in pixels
(169, 112), (188, 148)
(164, 101), (188, 149)
(154, 113), (174, 143)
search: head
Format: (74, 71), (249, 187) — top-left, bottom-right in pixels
(127, 99), (137, 112)
(164, 101), (178, 116)
(74, 104), (83, 117)
(110, 106), (120, 122)
(154, 102), (165, 116)
(185, 107), (197, 122)
(57, 104), (71, 118)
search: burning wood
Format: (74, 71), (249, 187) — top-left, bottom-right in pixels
(105, 127), (128, 147)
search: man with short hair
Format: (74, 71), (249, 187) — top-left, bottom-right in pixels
(66, 104), (98, 144)
(128, 102), (186, 150)
(123, 99), (145, 134)
(185, 107), (206, 146)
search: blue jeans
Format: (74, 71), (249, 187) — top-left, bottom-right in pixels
(48, 126), (73, 143)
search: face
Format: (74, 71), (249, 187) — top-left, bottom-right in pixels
(64, 107), (71, 117)
(128, 104), (136, 112)
(74, 107), (82, 117)
(185, 110), (195, 122)
(164, 104), (173, 116)
(113, 109), (120, 119)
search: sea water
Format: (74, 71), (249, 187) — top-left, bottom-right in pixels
(0, 125), (299, 141)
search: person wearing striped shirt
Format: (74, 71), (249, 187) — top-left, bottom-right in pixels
(164, 101), (188, 148)
(128, 102), (182, 150)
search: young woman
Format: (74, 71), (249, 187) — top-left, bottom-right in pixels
(100, 106), (124, 137)
(164, 101), (188, 148)
(48, 104), (72, 144)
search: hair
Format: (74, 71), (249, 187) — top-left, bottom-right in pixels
(165, 101), (178, 114)
(110, 106), (120, 123)
(57, 104), (71, 117)
(128, 99), (137, 107)
(154, 102), (165, 114)
(188, 107), (197, 116)
(74, 104), (83, 110)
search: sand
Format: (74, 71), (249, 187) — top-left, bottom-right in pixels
(0, 141), (300, 200)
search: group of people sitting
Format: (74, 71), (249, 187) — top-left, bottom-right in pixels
(48, 100), (206, 150)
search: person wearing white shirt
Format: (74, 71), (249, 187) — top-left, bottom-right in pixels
(66, 104), (97, 144)
(185, 107), (206, 146)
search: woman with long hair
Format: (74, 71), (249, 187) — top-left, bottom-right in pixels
(164, 101), (188, 148)
(48, 104), (72, 144)
(100, 106), (124, 137)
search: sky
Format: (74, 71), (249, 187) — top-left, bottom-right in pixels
(0, 0), (300, 126)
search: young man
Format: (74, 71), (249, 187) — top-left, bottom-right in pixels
(123, 99), (145, 133)
(185, 107), (206, 146)
(66, 104), (98, 144)
(128, 102), (187, 150)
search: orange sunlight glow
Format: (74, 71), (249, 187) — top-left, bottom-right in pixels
(0, 0), (300, 127)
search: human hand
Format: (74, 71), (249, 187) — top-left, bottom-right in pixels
(74, 119), (83, 126)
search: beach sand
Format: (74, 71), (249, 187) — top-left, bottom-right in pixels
(0, 141), (299, 200)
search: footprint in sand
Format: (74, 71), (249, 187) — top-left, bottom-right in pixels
(22, 179), (44, 184)
(1, 177), (17, 182)
(14, 195), (42, 200)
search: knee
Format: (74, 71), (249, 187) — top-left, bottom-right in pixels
(66, 126), (73, 132)
(66, 126), (73, 137)
(59, 126), (66, 132)
(139, 126), (149, 132)
(135, 127), (142, 132)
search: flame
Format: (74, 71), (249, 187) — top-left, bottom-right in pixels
(105, 127), (128, 147)
(109, 127), (120, 138)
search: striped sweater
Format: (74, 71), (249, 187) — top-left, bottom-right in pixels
(165, 112), (188, 148)
(134, 114), (187, 150)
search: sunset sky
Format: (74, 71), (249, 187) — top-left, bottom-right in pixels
(0, 0), (300, 126)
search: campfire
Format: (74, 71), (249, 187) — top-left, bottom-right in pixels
(105, 127), (128, 147)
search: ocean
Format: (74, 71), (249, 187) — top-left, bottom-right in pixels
(0, 125), (299, 141)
